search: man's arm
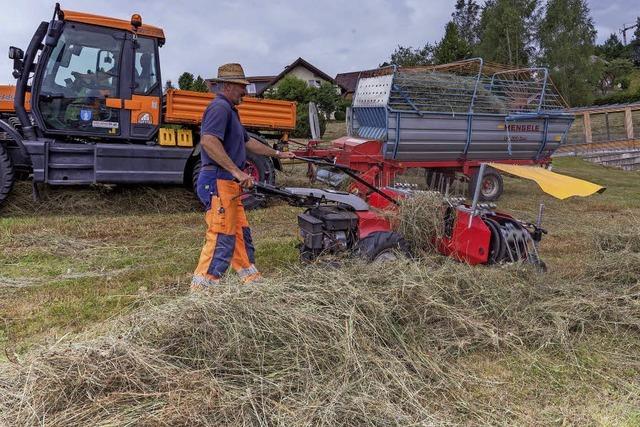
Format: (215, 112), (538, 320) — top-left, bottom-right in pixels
(246, 137), (295, 159)
(201, 134), (253, 187)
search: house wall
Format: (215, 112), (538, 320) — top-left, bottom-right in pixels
(284, 66), (329, 87)
(253, 81), (272, 94)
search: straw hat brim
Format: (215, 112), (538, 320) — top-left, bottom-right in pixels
(212, 77), (250, 86)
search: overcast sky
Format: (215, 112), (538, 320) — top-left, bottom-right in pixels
(0, 0), (636, 85)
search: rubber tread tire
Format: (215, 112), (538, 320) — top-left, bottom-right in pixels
(484, 217), (507, 264)
(468, 168), (504, 202)
(355, 231), (411, 262)
(0, 143), (15, 207)
(246, 151), (275, 185)
(189, 154), (272, 211)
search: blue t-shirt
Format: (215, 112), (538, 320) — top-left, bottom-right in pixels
(200, 94), (250, 171)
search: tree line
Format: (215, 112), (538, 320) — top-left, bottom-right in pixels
(382, 0), (640, 107)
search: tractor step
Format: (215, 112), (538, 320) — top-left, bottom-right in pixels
(47, 179), (95, 185)
(46, 142), (96, 184)
(47, 163), (94, 169)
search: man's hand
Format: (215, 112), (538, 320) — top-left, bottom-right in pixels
(277, 151), (296, 159)
(233, 170), (254, 189)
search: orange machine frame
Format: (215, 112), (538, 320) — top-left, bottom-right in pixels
(0, 85), (30, 112)
(61, 9), (166, 42)
(164, 89), (297, 131)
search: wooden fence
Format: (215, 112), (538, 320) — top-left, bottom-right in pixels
(559, 102), (640, 155)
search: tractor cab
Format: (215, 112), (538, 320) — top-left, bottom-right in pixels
(14, 4), (165, 141)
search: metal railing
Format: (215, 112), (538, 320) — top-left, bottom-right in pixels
(383, 59), (568, 116)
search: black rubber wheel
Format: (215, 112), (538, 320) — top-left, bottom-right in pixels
(245, 151), (275, 185)
(191, 157), (201, 194)
(468, 168), (503, 202)
(484, 218), (507, 264)
(0, 143), (15, 207)
(355, 231), (411, 262)
(242, 152), (274, 210)
(189, 153), (273, 211)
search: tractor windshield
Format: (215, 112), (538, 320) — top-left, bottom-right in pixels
(38, 23), (125, 135)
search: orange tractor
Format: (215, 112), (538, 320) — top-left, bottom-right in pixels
(0, 4), (296, 208)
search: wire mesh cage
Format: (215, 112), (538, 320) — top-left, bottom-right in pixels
(354, 59), (568, 116)
(347, 58), (574, 162)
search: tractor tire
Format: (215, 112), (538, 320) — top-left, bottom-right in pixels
(245, 151), (275, 185)
(0, 143), (15, 207)
(189, 153), (274, 211)
(468, 168), (503, 202)
(355, 231), (411, 262)
(242, 152), (274, 210)
(191, 157), (201, 195)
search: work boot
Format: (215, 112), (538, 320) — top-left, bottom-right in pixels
(242, 272), (264, 285)
(190, 275), (220, 294)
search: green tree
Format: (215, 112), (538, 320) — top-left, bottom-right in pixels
(538, 0), (597, 106)
(381, 44), (434, 67)
(264, 76), (336, 137)
(434, 21), (471, 64)
(312, 82), (342, 119)
(264, 75), (312, 103)
(475, 0), (538, 67)
(177, 72), (195, 90)
(191, 75), (210, 93)
(631, 17), (640, 65)
(596, 33), (625, 61)
(452, 0), (481, 46)
(596, 58), (633, 95)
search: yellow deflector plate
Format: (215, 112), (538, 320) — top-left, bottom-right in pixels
(488, 163), (606, 200)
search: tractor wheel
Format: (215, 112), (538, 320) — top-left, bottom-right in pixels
(189, 153), (274, 211)
(191, 157), (201, 195)
(355, 231), (411, 262)
(0, 143), (15, 207)
(242, 152), (274, 210)
(468, 168), (503, 201)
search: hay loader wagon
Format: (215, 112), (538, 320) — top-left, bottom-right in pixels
(295, 60), (575, 201)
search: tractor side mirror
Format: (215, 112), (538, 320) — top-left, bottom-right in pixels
(9, 46), (23, 60)
(9, 46), (24, 79)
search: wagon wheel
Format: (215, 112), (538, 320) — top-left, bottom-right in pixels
(469, 168), (504, 201)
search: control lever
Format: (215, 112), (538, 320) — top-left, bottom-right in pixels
(244, 181), (309, 207)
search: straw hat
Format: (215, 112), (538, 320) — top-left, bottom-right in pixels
(211, 63), (250, 85)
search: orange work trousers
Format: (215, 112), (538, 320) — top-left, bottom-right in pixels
(192, 178), (260, 287)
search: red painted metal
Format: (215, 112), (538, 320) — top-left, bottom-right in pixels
(244, 159), (260, 181)
(356, 210), (392, 239)
(437, 209), (491, 265)
(292, 136), (552, 192)
(367, 188), (404, 210)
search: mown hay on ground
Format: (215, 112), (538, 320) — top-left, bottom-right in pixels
(393, 191), (445, 253)
(1, 221), (639, 427)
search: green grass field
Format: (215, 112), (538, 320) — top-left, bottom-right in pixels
(1, 154), (639, 424)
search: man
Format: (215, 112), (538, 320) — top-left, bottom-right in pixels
(191, 63), (294, 291)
